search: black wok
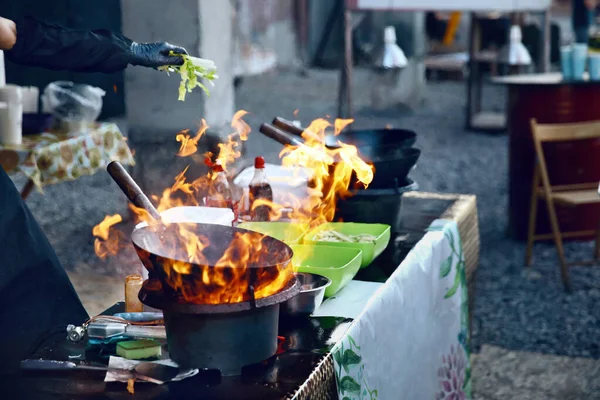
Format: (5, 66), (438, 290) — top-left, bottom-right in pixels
(106, 162), (294, 304)
(272, 117), (417, 162)
(131, 223), (294, 304)
(260, 123), (421, 190)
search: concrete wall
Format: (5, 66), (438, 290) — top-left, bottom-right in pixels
(121, 0), (234, 142)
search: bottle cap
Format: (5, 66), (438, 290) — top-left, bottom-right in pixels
(254, 156), (265, 169)
(212, 162), (224, 172)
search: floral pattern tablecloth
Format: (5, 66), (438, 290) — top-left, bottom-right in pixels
(331, 219), (471, 400)
(1, 123), (135, 191)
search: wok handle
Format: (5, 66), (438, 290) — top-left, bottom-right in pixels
(107, 161), (162, 221)
(272, 117), (305, 137)
(259, 123), (304, 147)
(272, 117), (338, 148)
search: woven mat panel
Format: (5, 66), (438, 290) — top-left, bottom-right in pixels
(287, 353), (337, 400)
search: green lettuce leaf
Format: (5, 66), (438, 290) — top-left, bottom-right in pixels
(158, 53), (218, 101)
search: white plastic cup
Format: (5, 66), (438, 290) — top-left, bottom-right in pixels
(21, 86), (39, 113)
(589, 53), (600, 80)
(560, 46), (574, 80)
(0, 85), (23, 146)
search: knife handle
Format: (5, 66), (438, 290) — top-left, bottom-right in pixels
(125, 325), (167, 340)
(21, 359), (109, 372)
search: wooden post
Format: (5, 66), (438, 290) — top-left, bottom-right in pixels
(538, 9), (551, 73)
(465, 13), (481, 130)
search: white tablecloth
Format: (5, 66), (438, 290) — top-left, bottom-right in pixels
(327, 219), (471, 400)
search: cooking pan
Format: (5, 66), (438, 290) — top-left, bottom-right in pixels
(107, 162), (295, 304)
(272, 117), (417, 162)
(259, 123), (421, 190)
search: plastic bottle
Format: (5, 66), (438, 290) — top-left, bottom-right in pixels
(249, 156), (273, 222)
(124, 274), (143, 313)
(206, 162), (234, 211)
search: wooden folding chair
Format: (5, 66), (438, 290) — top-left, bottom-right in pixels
(526, 119), (600, 291)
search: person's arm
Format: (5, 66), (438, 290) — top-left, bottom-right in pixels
(0, 17), (16, 50)
(3, 16), (187, 73)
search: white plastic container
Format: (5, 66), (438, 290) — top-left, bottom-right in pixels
(0, 50), (5, 87)
(0, 85), (23, 145)
(233, 163), (313, 212)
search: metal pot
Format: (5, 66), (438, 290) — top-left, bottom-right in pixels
(280, 273), (331, 316)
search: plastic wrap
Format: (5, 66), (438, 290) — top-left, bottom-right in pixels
(41, 81), (105, 122)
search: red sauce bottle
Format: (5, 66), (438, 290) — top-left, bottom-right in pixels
(249, 156), (273, 222)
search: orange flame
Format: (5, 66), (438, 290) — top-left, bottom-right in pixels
(92, 111), (374, 305)
(92, 214), (126, 259)
(176, 120), (209, 157)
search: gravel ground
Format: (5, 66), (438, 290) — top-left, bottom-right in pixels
(16, 68), (600, 361)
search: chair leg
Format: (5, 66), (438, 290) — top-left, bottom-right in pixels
(546, 200), (571, 291)
(525, 170), (540, 267)
(594, 216), (600, 261)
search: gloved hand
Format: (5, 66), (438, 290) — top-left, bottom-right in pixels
(6, 16), (190, 73)
(130, 42), (188, 68)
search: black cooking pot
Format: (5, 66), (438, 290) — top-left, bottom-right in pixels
(365, 147), (421, 190)
(260, 123), (421, 190)
(336, 179), (418, 233)
(323, 128), (417, 161)
(272, 117), (417, 162)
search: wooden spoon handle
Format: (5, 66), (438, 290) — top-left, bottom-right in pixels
(107, 161), (161, 221)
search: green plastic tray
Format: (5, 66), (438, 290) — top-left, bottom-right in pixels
(290, 244), (362, 298)
(303, 222), (391, 268)
(238, 221), (309, 244)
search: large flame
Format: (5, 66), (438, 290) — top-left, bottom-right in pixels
(93, 111), (373, 305)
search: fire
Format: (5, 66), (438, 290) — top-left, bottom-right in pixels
(92, 214), (126, 259)
(176, 120), (209, 157)
(275, 117), (373, 225)
(92, 110), (373, 305)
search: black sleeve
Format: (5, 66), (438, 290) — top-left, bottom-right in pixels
(0, 166), (88, 375)
(5, 15), (133, 73)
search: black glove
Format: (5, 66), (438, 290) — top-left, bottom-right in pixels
(130, 42), (187, 68)
(6, 16), (188, 73)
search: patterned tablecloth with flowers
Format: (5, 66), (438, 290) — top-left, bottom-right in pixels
(320, 219), (471, 400)
(0, 123), (135, 191)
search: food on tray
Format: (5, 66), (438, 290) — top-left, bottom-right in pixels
(159, 53), (218, 101)
(312, 229), (377, 244)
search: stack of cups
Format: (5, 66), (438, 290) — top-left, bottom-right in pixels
(0, 85), (23, 146)
(21, 87), (39, 113)
(572, 43), (588, 80)
(590, 50), (600, 81)
(561, 43), (600, 81)
(560, 45), (574, 80)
